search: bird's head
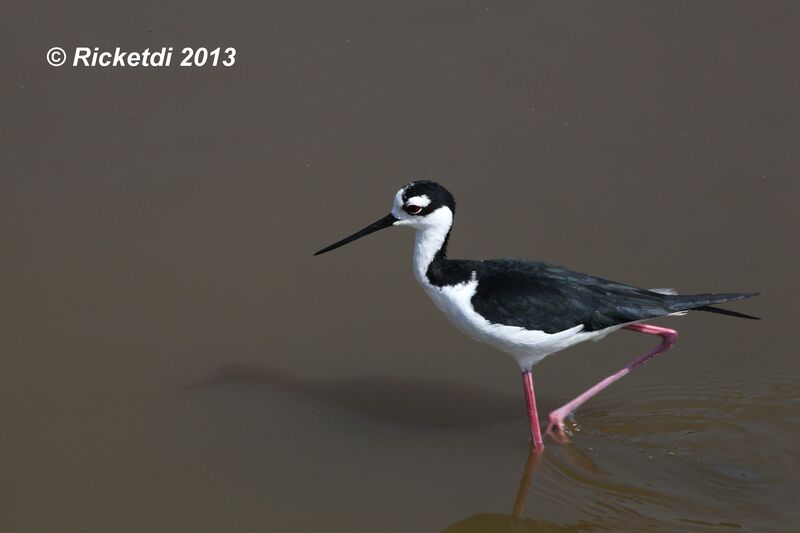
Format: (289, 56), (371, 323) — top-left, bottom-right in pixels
(314, 180), (456, 255)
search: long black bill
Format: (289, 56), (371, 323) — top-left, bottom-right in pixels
(314, 213), (398, 256)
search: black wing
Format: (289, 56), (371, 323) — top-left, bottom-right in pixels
(469, 259), (755, 333)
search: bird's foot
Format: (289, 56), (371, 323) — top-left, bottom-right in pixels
(545, 411), (572, 444)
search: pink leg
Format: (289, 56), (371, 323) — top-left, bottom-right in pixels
(546, 324), (678, 438)
(522, 371), (545, 450)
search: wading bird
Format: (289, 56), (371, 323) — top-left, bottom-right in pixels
(314, 181), (758, 449)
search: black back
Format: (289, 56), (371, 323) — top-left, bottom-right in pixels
(427, 257), (756, 333)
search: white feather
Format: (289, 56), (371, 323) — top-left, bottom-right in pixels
(650, 287), (677, 295)
(406, 194), (431, 208)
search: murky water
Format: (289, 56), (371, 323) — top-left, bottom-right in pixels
(3, 1), (799, 531)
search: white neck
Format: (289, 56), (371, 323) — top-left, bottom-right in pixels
(411, 208), (453, 285)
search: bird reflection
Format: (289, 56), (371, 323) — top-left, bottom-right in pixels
(442, 442), (604, 532)
(511, 447), (542, 519)
(201, 362), (615, 531)
(440, 447), (550, 533)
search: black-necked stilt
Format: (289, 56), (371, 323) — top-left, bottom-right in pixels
(314, 181), (759, 450)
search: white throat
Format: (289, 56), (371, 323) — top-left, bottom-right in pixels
(411, 207), (453, 284)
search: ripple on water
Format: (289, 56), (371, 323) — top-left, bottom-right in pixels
(457, 370), (799, 531)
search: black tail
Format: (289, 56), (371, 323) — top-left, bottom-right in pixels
(665, 292), (761, 320)
(695, 305), (760, 320)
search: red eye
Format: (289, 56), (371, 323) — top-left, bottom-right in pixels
(406, 204), (422, 215)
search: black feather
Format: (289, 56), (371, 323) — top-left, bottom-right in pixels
(425, 257), (760, 334)
(694, 305), (760, 320)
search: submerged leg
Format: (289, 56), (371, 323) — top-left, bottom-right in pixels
(522, 371), (545, 450)
(546, 323), (678, 438)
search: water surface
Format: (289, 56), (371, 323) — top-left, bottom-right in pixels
(2, 1), (798, 531)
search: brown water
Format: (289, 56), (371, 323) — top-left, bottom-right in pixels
(3, 1), (799, 531)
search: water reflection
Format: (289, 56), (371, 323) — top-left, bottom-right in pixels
(443, 447), (582, 532)
(197, 362), (798, 531)
(439, 372), (798, 531)
(511, 448), (542, 519)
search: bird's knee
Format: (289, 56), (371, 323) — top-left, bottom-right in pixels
(660, 328), (678, 347)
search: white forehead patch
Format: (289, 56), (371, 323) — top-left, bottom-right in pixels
(406, 195), (431, 207)
(393, 188), (406, 210)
